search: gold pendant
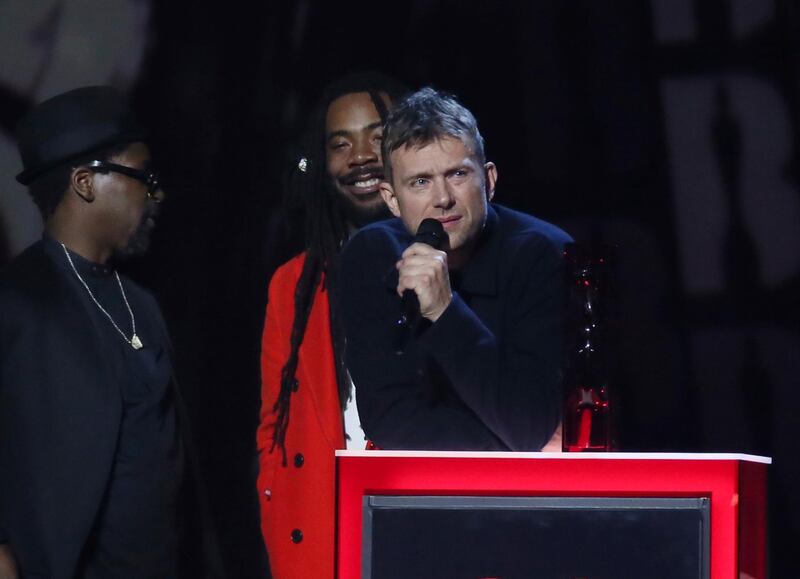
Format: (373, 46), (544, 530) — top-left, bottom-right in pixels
(131, 334), (143, 350)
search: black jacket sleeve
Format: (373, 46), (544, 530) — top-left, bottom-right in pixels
(340, 227), (507, 450)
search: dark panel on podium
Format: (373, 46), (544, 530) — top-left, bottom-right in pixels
(362, 496), (709, 579)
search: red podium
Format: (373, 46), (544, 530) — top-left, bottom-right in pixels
(336, 451), (769, 579)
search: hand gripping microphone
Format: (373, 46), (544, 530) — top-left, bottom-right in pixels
(398, 218), (446, 328)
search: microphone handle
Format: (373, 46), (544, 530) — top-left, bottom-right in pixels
(399, 289), (420, 326)
(395, 218), (445, 346)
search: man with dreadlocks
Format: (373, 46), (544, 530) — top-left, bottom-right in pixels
(340, 88), (572, 452)
(255, 72), (406, 579)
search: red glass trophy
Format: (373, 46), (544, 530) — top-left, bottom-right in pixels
(562, 243), (616, 452)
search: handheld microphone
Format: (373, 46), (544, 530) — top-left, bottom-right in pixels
(398, 218), (446, 327)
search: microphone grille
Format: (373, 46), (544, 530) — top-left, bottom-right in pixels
(415, 218), (445, 249)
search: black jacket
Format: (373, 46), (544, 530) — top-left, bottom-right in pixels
(0, 241), (223, 579)
(340, 204), (573, 451)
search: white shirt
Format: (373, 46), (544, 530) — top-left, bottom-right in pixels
(344, 379), (367, 450)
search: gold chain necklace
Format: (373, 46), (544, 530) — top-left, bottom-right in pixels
(61, 243), (143, 350)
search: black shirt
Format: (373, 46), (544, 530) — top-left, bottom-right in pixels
(42, 236), (180, 578)
(340, 204), (573, 451)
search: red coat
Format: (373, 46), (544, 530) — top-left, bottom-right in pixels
(257, 254), (345, 579)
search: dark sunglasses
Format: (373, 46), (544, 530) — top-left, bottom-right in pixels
(86, 161), (162, 200)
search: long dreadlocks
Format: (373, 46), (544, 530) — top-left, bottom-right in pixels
(270, 72), (408, 463)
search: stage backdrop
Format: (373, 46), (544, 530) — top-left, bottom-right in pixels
(1, 1), (797, 577)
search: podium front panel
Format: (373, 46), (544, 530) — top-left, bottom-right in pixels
(363, 496), (709, 579)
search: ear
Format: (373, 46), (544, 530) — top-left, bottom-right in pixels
(70, 167), (96, 203)
(484, 162), (497, 202)
(380, 180), (402, 218)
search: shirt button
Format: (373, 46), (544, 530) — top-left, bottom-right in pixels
(264, 489), (272, 500)
(291, 529), (303, 543)
(291, 378), (299, 392)
(294, 453), (305, 468)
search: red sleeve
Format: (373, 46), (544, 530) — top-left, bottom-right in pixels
(255, 257), (300, 529)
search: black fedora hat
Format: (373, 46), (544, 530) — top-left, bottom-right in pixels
(15, 86), (147, 185)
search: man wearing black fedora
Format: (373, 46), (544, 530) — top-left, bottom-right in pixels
(0, 86), (221, 579)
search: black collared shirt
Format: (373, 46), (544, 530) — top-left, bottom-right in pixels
(42, 236), (180, 578)
(339, 204), (573, 451)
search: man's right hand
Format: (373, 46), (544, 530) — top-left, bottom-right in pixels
(396, 242), (452, 322)
(0, 544), (18, 579)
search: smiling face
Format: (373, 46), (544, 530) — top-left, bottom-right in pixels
(325, 91), (392, 227)
(381, 136), (497, 268)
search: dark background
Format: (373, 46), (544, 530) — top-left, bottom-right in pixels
(1, 1), (798, 576)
